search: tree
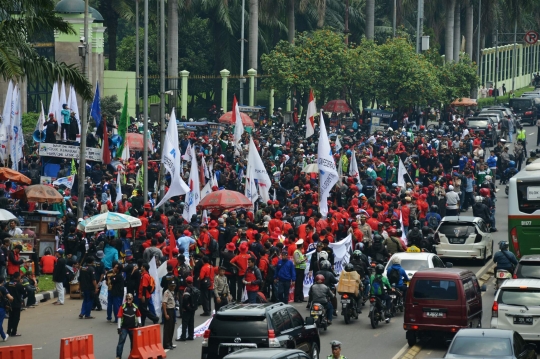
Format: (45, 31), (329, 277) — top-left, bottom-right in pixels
(101, 95), (122, 119)
(435, 54), (479, 104)
(343, 40), (380, 112)
(0, 0), (92, 100)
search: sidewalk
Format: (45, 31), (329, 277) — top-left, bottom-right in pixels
(36, 288), (58, 303)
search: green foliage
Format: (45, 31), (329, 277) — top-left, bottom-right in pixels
(117, 28), (159, 75)
(101, 95), (123, 120)
(22, 112), (39, 136)
(434, 54), (479, 104)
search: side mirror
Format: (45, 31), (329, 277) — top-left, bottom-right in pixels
(480, 284), (487, 292)
(446, 262), (453, 268)
(305, 317), (315, 325)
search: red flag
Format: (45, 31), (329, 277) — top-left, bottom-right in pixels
(102, 122), (111, 164)
(305, 89), (316, 138)
(168, 230), (176, 259)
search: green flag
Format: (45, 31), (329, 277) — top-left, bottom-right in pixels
(71, 159), (77, 175)
(117, 85), (129, 156)
(136, 164), (144, 188)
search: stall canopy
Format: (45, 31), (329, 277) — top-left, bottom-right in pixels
(198, 190), (253, 211)
(218, 111), (255, 127)
(0, 168), (31, 185)
(322, 100), (352, 113)
(77, 212), (142, 232)
(11, 185), (64, 203)
(451, 97), (477, 107)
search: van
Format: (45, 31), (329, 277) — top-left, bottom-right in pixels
(509, 98), (538, 125)
(403, 268), (485, 347)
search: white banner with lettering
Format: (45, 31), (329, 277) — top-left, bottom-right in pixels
(302, 234), (352, 298)
(39, 142), (102, 161)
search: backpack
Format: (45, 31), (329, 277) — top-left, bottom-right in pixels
(147, 274), (156, 294)
(388, 268), (401, 285)
(262, 257), (276, 283)
(428, 215), (439, 230)
(371, 276), (384, 295)
(190, 286), (201, 310)
(208, 234), (219, 259)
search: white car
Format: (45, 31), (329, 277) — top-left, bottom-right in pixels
(434, 216), (493, 263)
(383, 252), (452, 280)
(491, 278), (540, 341)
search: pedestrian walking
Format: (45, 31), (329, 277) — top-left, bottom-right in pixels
(6, 272), (24, 337)
(0, 276), (13, 341)
(79, 256), (98, 319)
(107, 263), (125, 323)
(292, 239), (307, 302)
(199, 256), (214, 316)
(137, 262), (159, 326)
(52, 248), (66, 305)
(274, 250), (296, 304)
(214, 266), (230, 311)
(115, 293), (141, 359)
(161, 281), (177, 350)
(244, 257), (263, 303)
(178, 276), (198, 341)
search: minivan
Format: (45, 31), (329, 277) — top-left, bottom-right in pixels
(404, 268), (486, 347)
(510, 98), (538, 125)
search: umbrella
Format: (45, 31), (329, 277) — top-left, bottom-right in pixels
(77, 212), (142, 232)
(451, 97), (477, 107)
(301, 163), (319, 173)
(0, 209), (17, 222)
(0, 168), (31, 185)
(10, 184), (64, 203)
(322, 100), (352, 113)
(218, 112), (255, 127)
(198, 190), (253, 211)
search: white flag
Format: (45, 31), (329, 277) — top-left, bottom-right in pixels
(349, 150), (361, 185)
(305, 89), (316, 138)
(149, 257), (162, 319)
(244, 164), (259, 205)
(9, 85), (20, 169)
(202, 155), (209, 180)
(247, 137), (272, 203)
(202, 210), (209, 225)
(0, 80), (13, 147)
(68, 86), (81, 142)
(335, 135), (342, 152)
(121, 141), (130, 161)
(182, 142), (192, 162)
(52, 175), (75, 189)
(337, 155), (343, 187)
(115, 171), (122, 204)
(200, 180), (213, 200)
(155, 109), (190, 208)
(317, 110), (338, 217)
(182, 144), (200, 220)
(233, 95), (244, 156)
(212, 173), (218, 188)
(48, 82), (59, 122)
(397, 159), (408, 188)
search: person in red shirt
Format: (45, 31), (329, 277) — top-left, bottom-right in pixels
(268, 212), (284, 234)
(137, 263), (159, 325)
(230, 243), (251, 300)
(40, 250), (57, 274)
(315, 213), (328, 234)
(366, 213), (380, 232)
(137, 210), (149, 234)
(350, 222), (364, 248)
(198, 225), (211, 256)
(199, 256), (214, 316)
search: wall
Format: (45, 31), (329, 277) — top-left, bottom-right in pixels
(103, 71), (137, 117)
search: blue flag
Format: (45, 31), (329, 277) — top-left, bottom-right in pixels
(90, 82), (101, 127)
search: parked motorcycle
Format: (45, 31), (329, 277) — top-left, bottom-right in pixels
(495, 269), (512, 290)
(341, 293), (359, 324)
(310, 302), (328, 331)
(369, 295), (388, 329)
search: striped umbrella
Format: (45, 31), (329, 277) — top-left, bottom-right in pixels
(77, 212), (142, 232)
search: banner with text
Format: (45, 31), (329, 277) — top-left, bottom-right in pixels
(39, 143), (102, 162)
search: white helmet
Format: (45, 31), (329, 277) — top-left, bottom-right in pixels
(448, 185), (454, 191)
(391, 256), (402, 265)
(485, 175), (492, 181)
(319, 251), (329, 261)
(475, 196), (484, 203)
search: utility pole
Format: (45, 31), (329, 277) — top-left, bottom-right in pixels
(136, 0), (139, 116)
(416, 0), (424, 53)
(77, 0), (89, 214)
(495, 29), (498, 104)
(143, 0), (149, 201)
(511, 19), (517, 93)
(476, 0), (481, 76)
(239, 0), (246, 105)
(344, 0), (350, 44)
(159, 0), (166, 199)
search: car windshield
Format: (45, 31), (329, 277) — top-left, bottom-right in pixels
(209, 315), (268, 337)
(449, 337), (512, 356)
(517, 262), (540, 279)
(438, 223), (476, 238)
(467, 120), (488, 127)
(510, 99), (533, 110)
(400, 259), (429, 272)
(499, 289), (540, 307)
(413, 279), (458, 300)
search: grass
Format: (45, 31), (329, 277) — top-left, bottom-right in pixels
(477, 86), (535, 108)
(37, 274), (55, 293)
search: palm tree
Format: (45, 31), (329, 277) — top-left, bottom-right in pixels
(249, 0), (259, 69)
(96, 0), (134, 70)
(445, 0), (456, 62)
(453, 0), (460, 61)
(365, 0), (375, 39)
(0, 0), (92, 100)
(465, 0), (473, 60)
(287, 0), (295, 43)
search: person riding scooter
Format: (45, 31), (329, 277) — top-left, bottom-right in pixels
(386, 256), (410, 299)
(369, 264), (394, 322)
(315, 260), (338, 316)
(309, 274), (335, 325)
(493, 241), (518, 277)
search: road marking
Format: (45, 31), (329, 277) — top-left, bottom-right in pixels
(393, 259), (495, 359)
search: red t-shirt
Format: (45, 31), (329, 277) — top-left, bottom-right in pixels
(230, 253), (251, 276)
(40, 255), (57, 274)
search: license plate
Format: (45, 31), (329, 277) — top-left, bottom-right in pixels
(513, 316), (533, 325)
(341, 299), (350, 303)
(497, 271), (511, 278)
(311, 311), (322, 315)
(425, 312), (445, 318)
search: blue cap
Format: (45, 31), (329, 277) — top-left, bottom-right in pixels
(56, 248), (64, 254)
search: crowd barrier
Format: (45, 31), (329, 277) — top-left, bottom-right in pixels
(128, 324), (166, 359)
(59, 334), (96, 359)
(0, 344), (33, 359)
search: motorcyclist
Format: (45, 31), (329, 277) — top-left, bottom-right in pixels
(350, 249), (370, 299)
(386, 256), (410, 299)
(480, 187), (497, 231)
(493, 241), (518, 277)
(370, 234), (389, 264)
(472, 196), (491, 225)
(501, 161), (518, 185)
(342, 263), (362, 314)
(406, 220), (423, 248)
(424, 205), (441, 230)
(328, 340), (348, 359)
(315, 260), (338, 316)
(383, 228), (405, 255)
(309, 274), (335, 325)
(369, 264), (393, 322)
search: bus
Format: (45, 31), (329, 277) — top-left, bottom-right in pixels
(508, 159), (540, 258)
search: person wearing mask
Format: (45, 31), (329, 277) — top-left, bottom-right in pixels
(115, 293), (141, 359)
(274, 250), (296, 304)
(308, 274), (334, 325)
(161, 281), (177, 350)
(52, 249), (66, 305)
(199, 256), (214, 316)
(79, 256), (98, 319)
(178, 276), (197, 341)
(213, 266), (230, 310)
(138, 263), (159, 325)
(292, 239), (307, 303)
(244, 257), (263, 303)
(6, 272), (24, 337)
(107, 263), (125, 323)
(0, 276), (13, 341)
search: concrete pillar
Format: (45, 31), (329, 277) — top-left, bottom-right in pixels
(269, 89), (275, 112)
(247, 68), (257, 106)
(220, 69), (230, 112)
(286, 96), (292, 112)
(180, 70), (189, 119)
(518, 44), (523, 77)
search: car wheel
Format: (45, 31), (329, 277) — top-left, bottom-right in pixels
(407, 336), (416, 347)
(310, 343), (319, 359)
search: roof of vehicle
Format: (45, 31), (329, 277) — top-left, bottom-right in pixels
(440, 216), (479, 223)
(389, 252), (435, 261)
(466, 117), (492, 121)
(518, 254), (540, 262)
(453, 328), (514, 339)
(224, 348), (306, 359)
(216, 303), (287, 316)
(499, 278), (540, 289)
(412, 268), (473, 279)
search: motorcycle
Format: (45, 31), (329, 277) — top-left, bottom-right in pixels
(369, 295), (388, 329)
(341, 293), (359, 324)
(390, 285), (404, 315)
(495, 269), (512, 290)
(310, 302), (328, 331)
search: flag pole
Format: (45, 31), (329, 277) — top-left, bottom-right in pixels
(77, 0), (89, 216)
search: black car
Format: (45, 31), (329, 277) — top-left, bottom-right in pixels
(465, 117), (497, 146)
(201, 303), (320, 359)
(223, 349), (310, 359)
(509, 98), (538, 125)
(514, 255), (540, 279)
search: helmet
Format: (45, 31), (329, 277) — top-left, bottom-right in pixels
(344, 263), (355, 272)
(320, 260), (332, 270)
(485, 175), (492, 181)
(352, 250), (362, 259)
(479, 188), (490, 197)
(315, 274), (325, 283)
(430, 205), (439, 213)
(391, 256), (402, 265)
(375, 264), (385, 275)
(509, 161), (516, 168)
(475, 196), (484, 203)
(319, 251), (329, 261)
(354, 242), (364, 252)
(499, 241), (509, 251)
(412, 220), (421, 228)
(388, 228), (397, 237)
(373, 234), (383, 243)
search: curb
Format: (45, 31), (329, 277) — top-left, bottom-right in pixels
(36, 289), (58, 303)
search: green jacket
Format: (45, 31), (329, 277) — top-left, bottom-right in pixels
(369, 274), (392, 296)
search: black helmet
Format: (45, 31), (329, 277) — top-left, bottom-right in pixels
(352, 250), (362, 259)
(375, 264), (385, 275)
(430, 205), (438, 213)
(499, 241), (509, 251)
(412, 220), (421, 228)
(320, 260), (332, 270)
(344, 263), (355, 272)
(373, 234), (383, 243)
